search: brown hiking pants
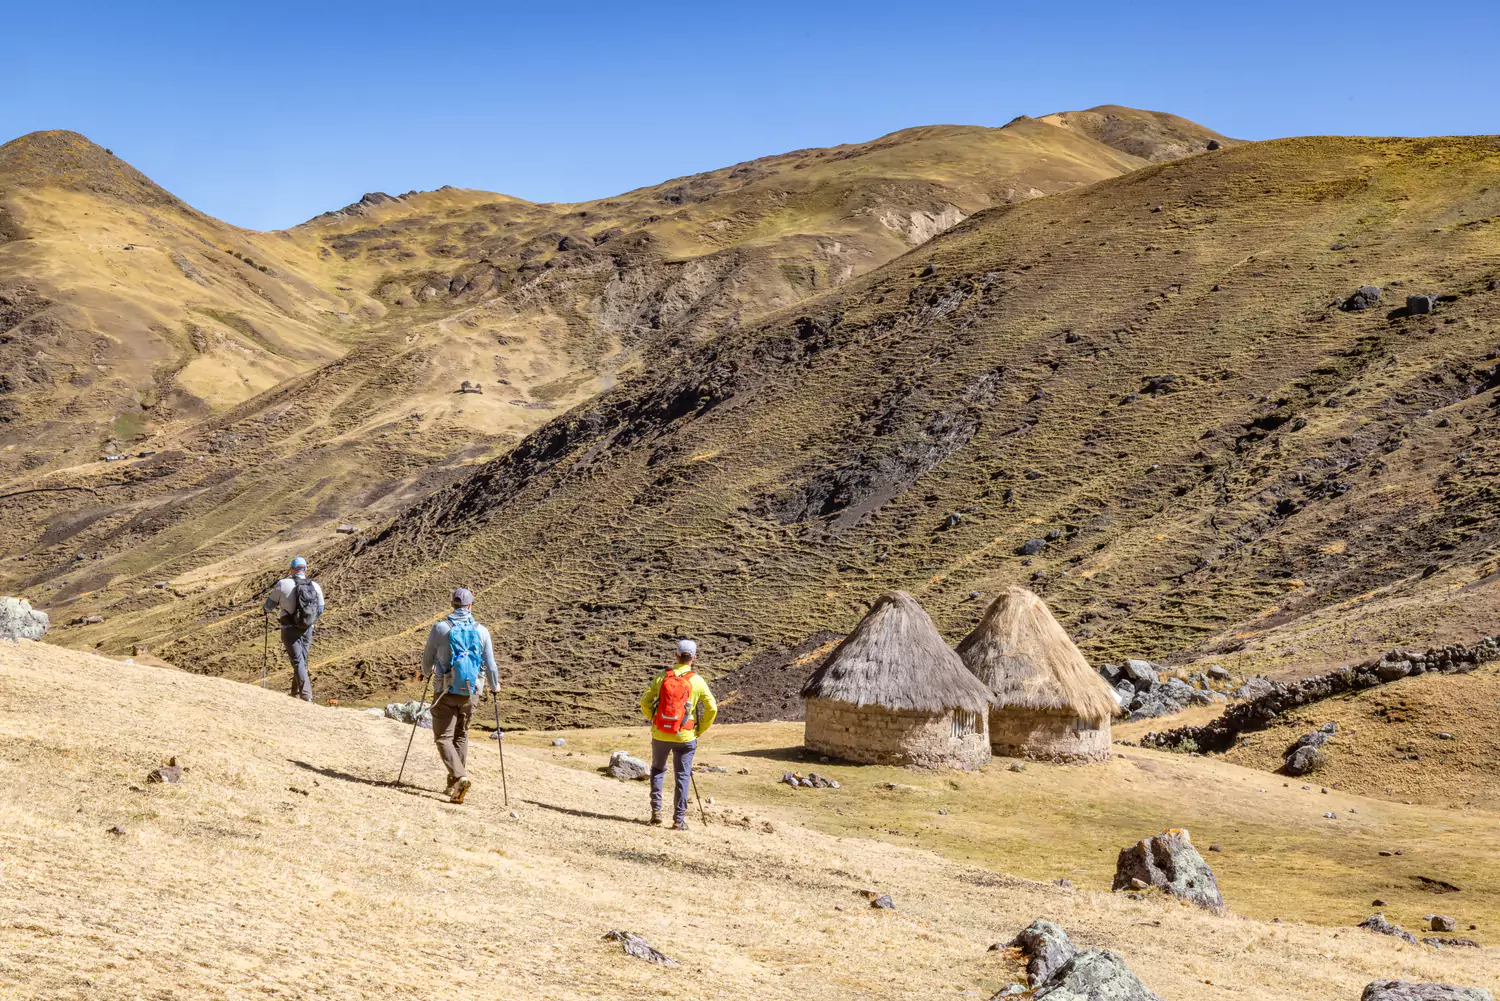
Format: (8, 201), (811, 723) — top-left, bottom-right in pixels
(430, 692), (477, 781)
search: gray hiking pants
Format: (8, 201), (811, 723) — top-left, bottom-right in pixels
(650, 738), (696, 823)
(431, 692), (477, 782)
(279, 624), (314, 702)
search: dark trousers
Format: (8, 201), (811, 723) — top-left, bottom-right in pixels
(431, 692), (476, 781)
(279, 625), (314, 701)
(650, 738), (696, 823)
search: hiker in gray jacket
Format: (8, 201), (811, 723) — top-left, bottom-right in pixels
(262, 556), (324, 701)
(420, 587), (500, 803)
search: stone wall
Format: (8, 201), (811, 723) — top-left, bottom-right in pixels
(988, 708), (1110, 763)
(804, 698), (991, 770)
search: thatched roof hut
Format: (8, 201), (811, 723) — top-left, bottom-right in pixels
(802, 591), (992, 769)
(957, 586), (1118, 762)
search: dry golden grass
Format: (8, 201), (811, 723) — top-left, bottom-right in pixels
(3, 642), (1495, 999)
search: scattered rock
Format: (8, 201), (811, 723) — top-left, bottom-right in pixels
(334, 524), (357, 534)
(1053, 878), (1073, 888)
(1017, 538), (1047, 556)
(153, 581), (169, 589)
(1129, 877), (1149, 890)
(106, 825), (126, 836)
(1008, 762), (1026, 773)
(1207, 665), (1232, 682)
(1361, 980), (1493, 1001)
(1285, 745), (1327, 776)
(1420, 937), (1481, 950)
(1010, 919), (1076, 986)
(0, 597), (49, 641)
(1435, 731), (1453, 740)
(1406, 294), (1438, 315)
(1324, 812), (1338, 820)
(1358, 913), (1419, 945)
(551, 738), (567, 747)
(606, 750), (649, 781)
(1206, 140), (1222, 151)
(870, 894), (895, 909)
(1208, 844), (1222, 852)
(601, 929), (678, 967)
(384, 700), (433, 729)
(146, 757), (183, 784)
(1041, 948), (1164, 1001)
(458, 381), (483, 394)
(1373, 899), (1388, 906)
(1343, 285), (1383, 311)
(1430, 915), (1457, 932)
(1113, 829), (1224, 912)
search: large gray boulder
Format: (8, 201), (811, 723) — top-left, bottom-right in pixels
(0, 597), (49, 641)
(1343, 285), (1383, 311)
(384, 701), (433, 729)
(1362, 982), (1493, 1001)
(1121, 659), (1158, 687)
(1113, 829), (1224, 912)
(606, 750), (649, 781)
(1040, 950), (1163, 1001)
(1010, 919), (1076, 986)
(1358, 913), (1419, 945)
(1284, 745), (1326, 776)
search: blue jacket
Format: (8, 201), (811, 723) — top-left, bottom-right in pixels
(421, 609), (501, 695)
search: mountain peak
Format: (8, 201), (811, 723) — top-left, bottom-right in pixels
(0, 129), (178, 206)
(1037, 105), (1239, 162)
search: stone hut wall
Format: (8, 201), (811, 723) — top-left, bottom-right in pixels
(804, 698), (991, 770)
(989, 707), (1110, 762)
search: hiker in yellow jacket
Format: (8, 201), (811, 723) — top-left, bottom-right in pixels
(639, 639), (717, 830)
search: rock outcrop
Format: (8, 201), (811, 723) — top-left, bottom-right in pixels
(1008, 920), (1162, 1000)
(606, 750), (649, 780)
(0, 597), (49, 641)
(1362, 981), (1493, 1001)
(1113, 829), (1224, 912)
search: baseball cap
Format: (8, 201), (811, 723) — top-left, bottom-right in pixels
(677, 638), (697, 657)
(289, 556), (308, 569)
(452, 587), (474, 608)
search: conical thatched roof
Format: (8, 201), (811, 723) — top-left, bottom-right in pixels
(802, 591), (992, 713)
(957, 586), (1119, 722)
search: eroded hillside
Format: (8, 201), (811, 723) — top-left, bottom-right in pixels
(119, 133), (1500, 726)
(0, 110), (1190, 624)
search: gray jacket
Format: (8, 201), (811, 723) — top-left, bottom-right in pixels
(421, 609), (500, 695)
(263, 573), (325, 627)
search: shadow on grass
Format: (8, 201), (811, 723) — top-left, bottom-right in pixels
(523, 799), (645, 825)
(288, 759), (446, 801)
(724, 745), (824, 763)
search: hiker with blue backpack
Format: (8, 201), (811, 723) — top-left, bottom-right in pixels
(262, 556), (325, 701)
(420, 587), (500, 804)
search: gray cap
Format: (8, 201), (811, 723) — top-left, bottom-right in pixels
(677, 638), (697, 657)
(452, 587), (474, 608)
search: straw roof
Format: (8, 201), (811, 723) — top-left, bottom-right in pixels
(802, 591), (992, 713)
(957, 586), (1119, 722)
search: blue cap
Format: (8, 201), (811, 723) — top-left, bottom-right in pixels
(677, 639), (697, 657)
(290, 556), (308, 569)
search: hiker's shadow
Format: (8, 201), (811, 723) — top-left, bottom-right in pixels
(288, 759), (448, 801)
(524, 799), (645, 824)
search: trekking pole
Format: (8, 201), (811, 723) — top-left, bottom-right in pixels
(261, 613), (269, 688)
(691, 772), (708, 827)
(492, 694), (509, 807)
(395, 675), (432, 788)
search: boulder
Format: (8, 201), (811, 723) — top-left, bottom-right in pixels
(1358, 913), (1419, 945)
(1113, 829), (1224, 912)
(384, 701), (433, 729)
(1376, 657), (1413, 682)
(551, 737), (567, 747)
(869, 894), (895, 909)
(1430, 914), (1457, 932)
(601, 930), (678, 967)
(0, 597), (49, 641)
(1017, 538), (1047, 556)
(335, 524), (357, 534)
(1406, 295), (1438, 315)
(1040, 950), (1163, 1001)
(606, 750), (649, 781)
(1285, 745), (1326, 776)
(1207, 665), (1232, 682)
(1343, 285), (1383, 311)
(1206, 139), (1222, 151)
(458, 381), (483, 394)
(1122, 659), (1158, 687)
(1113, 681), (1136, 706)
(146, 757), (183, 784)
(1362, 981), (1493, 1001)
(1099, 663), (1122, 684)
(1010, 919), (1076, 986)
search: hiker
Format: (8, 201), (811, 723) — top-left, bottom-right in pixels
(638, 639), (717, 830)
(420, 587), (500, 804)
(262, 556), (324, 701)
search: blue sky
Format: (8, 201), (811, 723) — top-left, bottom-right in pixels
(4, 1), (1496, 230)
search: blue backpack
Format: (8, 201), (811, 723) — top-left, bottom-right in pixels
(446, 620), (484, 696)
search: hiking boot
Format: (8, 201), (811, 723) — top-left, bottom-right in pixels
(450, 776), (471, 804)
(444, 777), (459, 798)
(671, 819), (689, 832)
(649, 811), (663, 826)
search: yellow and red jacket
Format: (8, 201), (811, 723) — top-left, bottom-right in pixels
(639, 665), (718, 743)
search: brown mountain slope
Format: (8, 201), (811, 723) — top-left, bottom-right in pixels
(0, 113), (1205, 624)
(107, 132), (1500, 727)
(1039, 104), (1242, 161)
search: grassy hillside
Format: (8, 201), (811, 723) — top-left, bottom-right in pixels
(0, 111), (1176, 635)
(2, 641), (1494, 998)
(101, 132), (1500, 723)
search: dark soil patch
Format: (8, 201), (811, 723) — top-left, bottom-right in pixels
(714, 631), (841, 723)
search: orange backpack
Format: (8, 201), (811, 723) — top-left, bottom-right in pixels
(652, 670), (696, 734)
